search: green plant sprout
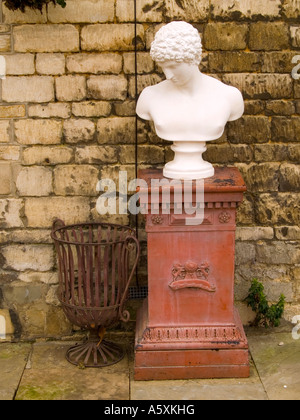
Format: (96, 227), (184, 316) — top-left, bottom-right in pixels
(245, 278), (286, 328)
(4, 0), (66, 13)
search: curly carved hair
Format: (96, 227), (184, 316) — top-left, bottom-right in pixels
(150, 21), (202, 66)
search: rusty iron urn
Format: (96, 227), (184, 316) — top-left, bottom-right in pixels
(51, 219), (140, 368)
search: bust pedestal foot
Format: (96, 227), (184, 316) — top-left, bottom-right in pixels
(163, 141), (215, 180)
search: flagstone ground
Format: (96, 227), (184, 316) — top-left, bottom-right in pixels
(0, 326), (299, 401)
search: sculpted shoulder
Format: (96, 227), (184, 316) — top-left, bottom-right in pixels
(204, 75), (244, 121)
(136, 81), (170, 120)
(226, 85), (244, 121)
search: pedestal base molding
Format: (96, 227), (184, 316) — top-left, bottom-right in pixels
(134, 301), (250, 381)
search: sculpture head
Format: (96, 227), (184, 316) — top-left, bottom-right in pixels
(150, 21), (202, 66)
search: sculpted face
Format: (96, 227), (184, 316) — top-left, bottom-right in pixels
(157, 61), (198, 87)
(151, 22), (203, 89)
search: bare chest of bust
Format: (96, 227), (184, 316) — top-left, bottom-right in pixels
(151, 92), (231, 141)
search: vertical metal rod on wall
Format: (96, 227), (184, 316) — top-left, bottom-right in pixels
(134, 0), (139, 287)
(134, 0), (138, 181)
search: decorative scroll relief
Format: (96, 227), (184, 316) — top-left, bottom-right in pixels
(169, 261), (216, 292)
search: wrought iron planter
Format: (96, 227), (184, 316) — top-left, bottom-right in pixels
(51, 219), (140, 368)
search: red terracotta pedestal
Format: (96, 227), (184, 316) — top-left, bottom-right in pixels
(134, 167), (250, 381)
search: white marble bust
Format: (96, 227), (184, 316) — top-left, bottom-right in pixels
(136, 21), (244, 180)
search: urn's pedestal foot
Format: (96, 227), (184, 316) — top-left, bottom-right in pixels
(66, 336), (124, 368)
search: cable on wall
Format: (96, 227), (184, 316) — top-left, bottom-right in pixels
(134, 0), (140, 288)
(134, 0), (138, 181)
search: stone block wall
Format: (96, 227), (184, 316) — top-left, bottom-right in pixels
(0, 0), (299, 340)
